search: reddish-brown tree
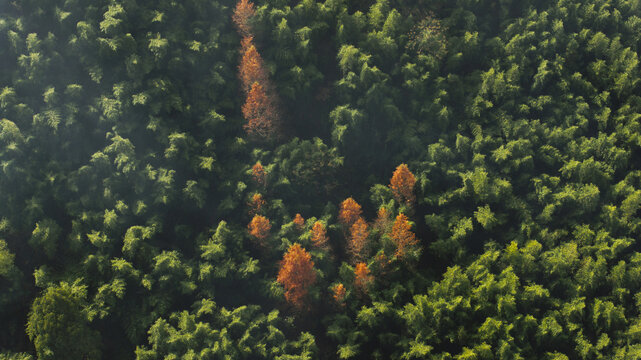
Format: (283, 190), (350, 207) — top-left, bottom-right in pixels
(390, 164), (416, 206)
(338, 197), (362, 226)
(374, 207), (392, 233)
(248, 193), (265, 215)
(240, 35), (254, 53)
(354, 262), (373, 294)
(277, 243), (317, 309)
(311, 221), (329, 249)
(348, 217), (369, 262)
(242, 82), (278, 138)
(248, 215), (271, 244)
(239, 44), (269, 93)
(332, 283), (346, 306)
(390, 213), (418, 259)
(232, 0), (255, 37)
(251, 162), (266, 187)
(293, 213), (305, 230)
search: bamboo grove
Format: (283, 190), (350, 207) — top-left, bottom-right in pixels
(3, 0), (641, 359)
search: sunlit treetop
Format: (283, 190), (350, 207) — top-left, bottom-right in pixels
(232, 0), (255, 37)
(354, 262), (373, 294)
(332, 283), (346, 306)
(390, 164), (416, 206)
(242, 82), (279, 139)
(338, 197), (362, 226)
(348, 217), (369, 263)
(239, 42), (269, 94)
(293, 213), (305, 230)
(248, 215), (271, 243)
(311, 221), (329, 249)
(252, 162), (266, 187)
(277, 243), (317, 310)
(390, 213), (418, 259)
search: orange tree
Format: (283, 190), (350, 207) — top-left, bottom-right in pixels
(277, 243), (317, 310)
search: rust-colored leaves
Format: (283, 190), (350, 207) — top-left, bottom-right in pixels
(242, 82), (278, 138)
(239, 44), (268, 93)
(332, 283), (346, 305)
(311, 221), (329, 249)
(234, 0), (280, 140)
(232, 0), (255, 37)
(390, 213), (418, 259)
(348, 217), (369, 262)
(374, 207), (392, 233)
(390, 164), (416, 206)
(339, 197), (362, 226)
(248, 215), (271, 243)
(251, 162), (266, 186)
(277, 243), (317, 309)
(354, 262), (373, 293)
(293, 213), (305, 230)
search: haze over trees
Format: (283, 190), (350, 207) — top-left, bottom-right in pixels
(3, 0), (641, 359)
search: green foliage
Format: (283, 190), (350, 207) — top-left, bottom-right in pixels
(4, 0), (641, 358)
(26, 281), (101, 360)
(135, 301), (317, 359)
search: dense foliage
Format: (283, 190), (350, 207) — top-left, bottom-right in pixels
(3, 0), (641, 358)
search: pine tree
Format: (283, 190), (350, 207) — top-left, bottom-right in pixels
(311, 221), (329, 249)
(374, 207), (392, 233)
(242, 82), (278, 138)
(339, 197), (362, 226)
(248, 215), (271, 244)
(293, 213), (305, 230)
(277, 243), (317, 310)
(252, 162), (266, 187)
(232, 0), (255, 37)
(390, 213), (418, 259)
(390, 164), (416, 206)
(332, 283), (346, 306)
(348, 217), (369, 262)
(354, 262), (373, 294)
(239, 43), (269, 94)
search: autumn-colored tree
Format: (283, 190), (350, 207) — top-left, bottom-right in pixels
(354, 262), (373, 294)
(311, 221), (329, 249)
(232, 0), (255, 37)
(251, 162), (266, 187)
(332, 283), (346, 306)
(348, 217), (369, 262)
(390, 213), (418, 259)
(239, 43), (269, 93)
(374, 207), (392, 233)
(248, 193), (265, 215)
(277, 243), (317, 310)
(248, 215), (271, 244)
(242, 82), (278, 138)
(338, 197), (362, 226)
(240, 35), (254, 53)
(390, 164), (416, 206)
(293, 213), (305, 230)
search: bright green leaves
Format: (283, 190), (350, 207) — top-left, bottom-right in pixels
(26, 281), (101, 360)
(100, 4), (125, 35)
(135, 302), (317, 359)
(474, 205), (497, 230)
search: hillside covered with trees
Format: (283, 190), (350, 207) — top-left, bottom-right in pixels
(3, 0), (641, 358)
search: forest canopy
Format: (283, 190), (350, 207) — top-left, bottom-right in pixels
(3, 0), (641, 359)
